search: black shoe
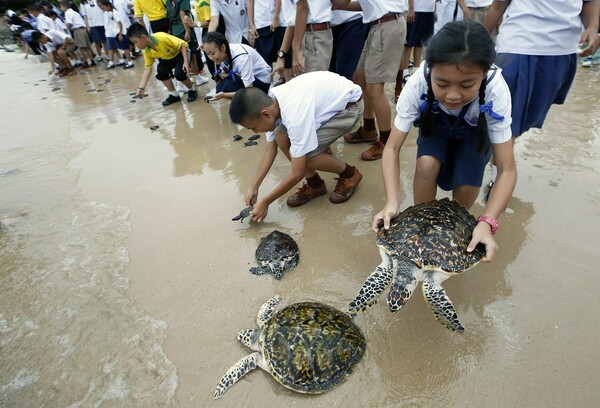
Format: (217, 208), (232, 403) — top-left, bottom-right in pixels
(161, 94), (181, 106)
(187, 89), (198, 102)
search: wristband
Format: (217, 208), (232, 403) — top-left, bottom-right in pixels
(477, 215), (499, 235)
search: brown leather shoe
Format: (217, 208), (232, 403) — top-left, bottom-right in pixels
(330, 168), (362, 204)
(286, 182), (327, 207)
(360, 141), (385, 161)
(343, 126), (378, 144)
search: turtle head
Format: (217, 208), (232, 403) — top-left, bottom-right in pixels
(387, 282), (411, 312)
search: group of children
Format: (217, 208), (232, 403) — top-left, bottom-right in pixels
(13, 0), (600, 263)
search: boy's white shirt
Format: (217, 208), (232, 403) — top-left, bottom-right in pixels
(266, 71), (362, 158)
(251, 0), (276, 29)
(43, 29), (70, 51)
(210, 0), (249, 43)
(64, 8), (86, 29)
(356, 0), (408, 23)
(294, 0), (332, 24)
(36, 13), (55, 32)
(394, 62), (513, 144)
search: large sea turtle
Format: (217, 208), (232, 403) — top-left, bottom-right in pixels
(214, 296), (366, 399)
(250, 230), (299, 279)
(348, 198), (486, 332)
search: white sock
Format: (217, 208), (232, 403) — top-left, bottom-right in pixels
(119, 58), (125, 63)
(187, 84), (195, 90)
(170, 90), (178, 96)
(490, 164), (498, 182)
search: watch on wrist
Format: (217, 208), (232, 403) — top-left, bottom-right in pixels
(277, 50), (286, 59)
(478, 215), (499, 235)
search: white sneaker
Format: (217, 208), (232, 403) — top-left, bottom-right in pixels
(123, 61), (134, 69)
(176, 81), (189, 93)
(95, 56), (103, 62)
(196, 74), (209, 86)
(582, 56), (593, 67)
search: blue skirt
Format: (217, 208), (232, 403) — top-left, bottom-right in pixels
(405, 12), (434, 48)
(496, 53), (577, 137)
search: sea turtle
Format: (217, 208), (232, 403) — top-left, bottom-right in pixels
(250, 230), (299, 279)
(214, 296), (366, 399)
(248, 134), (261, 141)
(232, 134), (243, 141)
(232, 206), (252, 222)
(348, 198), (486, 332)
(244, 140), (258, 147)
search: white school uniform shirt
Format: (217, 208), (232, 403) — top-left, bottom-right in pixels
(280, 0), (295, 26)
(104, 10), (125, 37)
(394, 63), (512, 144)
(252, 0), (275, 29)
(64, 8), (86, 29)
(211, 0), (249, 44)
(465, 0), (491, 7)
(357, 0), (408, 23)
(113, 0), (132, 30)
(44, 29), (70, 51)
(36, 13), (55, 32)
(267, 71), (362, 157)
(294, 0), (331, 24)
(227, 43), (272, 85)
(52, 18), (69, 33)
(495, 0), (590, 56)
(413, 0), (435, 13)
(331, 10), (362, 27)
(80, 1), (105, 27)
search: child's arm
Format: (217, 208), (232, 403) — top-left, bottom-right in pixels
(136, 67), (153, 97)
(331, 0), (362, 12)
(467, 140), (516, 262)
(483, 0), (509, 33)
(47, 51), (57, 74)
(292, 0), (308, 76)
(179, 10), (191, 41)
(272, 0), (281, 30)
(251, 148), (306, 223)
(372, 125), (410, 231)
(180, 43), (191, 73)
(456, 0), (473, 20)
(117, 20), (124, 39)
(578, 0), (600, 57)
(246, 140), (278, 219)
(247, 0), (258, 46)
(274, 26), (294, 77)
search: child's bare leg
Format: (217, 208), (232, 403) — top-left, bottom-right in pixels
(452, 185), (480, 209)
(181, 77), (194, 88)
(353, 68), (373, 119)
(274, 129), (317, 178)
(162, 79), (176, 92)
(305, 153), (345, 174)
(122, 48), (132, 61)
(413, 155), (441, 204)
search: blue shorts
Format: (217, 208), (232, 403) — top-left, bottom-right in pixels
(216, 74), (270, 94)
(496, 53), (577, 137)
(405, 12), (434, 48)
(89, 26), (106, 43)
(254, 26), (287, 66)
(417, 131), (493, 191)
(330, 18), (370, 80)
(106, 35), (130, 50)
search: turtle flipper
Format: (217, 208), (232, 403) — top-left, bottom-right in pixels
(422, 272), (464, 332)
(387, 257), (420, 312)
(214, 352), (263, 399)
(237, 328), (260, 351)
(256, 295), (282, 327)
(348, 250), (394, 314)
(249, 265), (270, 275)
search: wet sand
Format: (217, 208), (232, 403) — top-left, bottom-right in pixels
(1, 50), (600, 407)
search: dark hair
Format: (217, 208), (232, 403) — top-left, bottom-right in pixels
(98, 0), (114, 10)
(46, 9), (57, 17)
(229, 87), (273, 124)
(31, 30), (44, 43)
(58, 0), (71, 8)
(421, 20), (496, 154)
(127, 22), (148, 38)
(203, 31), (232, 64)
(27, 4), (44, 12)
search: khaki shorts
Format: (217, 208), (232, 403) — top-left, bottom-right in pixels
(72, 27), (91, 48)
(274, 101), (363, 158)
(63, 42), (77, 55)
(302, 29), (333, 73)
(357, 15), (407, 84)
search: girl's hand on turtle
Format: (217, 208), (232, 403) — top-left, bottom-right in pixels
(372, 203), (400, 232)
(467, 223), (498, 262)
(250, 200), (268, 222)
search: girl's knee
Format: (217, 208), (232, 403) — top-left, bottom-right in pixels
(415, 156), (441, 181)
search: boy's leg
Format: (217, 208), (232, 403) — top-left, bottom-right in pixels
(343, 51), (378, 144)
(156, 59), (182, 106)
(173, 54), (198, 102)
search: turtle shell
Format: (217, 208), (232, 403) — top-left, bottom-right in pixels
(255, 230), (299, 264)
(261, 302), (366, 393)
(377, 198), (486, 273)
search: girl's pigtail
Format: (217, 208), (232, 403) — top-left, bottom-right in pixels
(476, 79), (490, 154)
(420, 71), (437, 137)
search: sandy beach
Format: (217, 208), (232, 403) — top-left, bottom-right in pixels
(1, 48), (599, 408)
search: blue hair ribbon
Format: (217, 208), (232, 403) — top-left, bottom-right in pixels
(479, 101), (504, 121)
(418, 93), (439, 114)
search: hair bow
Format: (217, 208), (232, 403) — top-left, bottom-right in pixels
(479, 101), (504, 121)
(419, 93), (439, 114)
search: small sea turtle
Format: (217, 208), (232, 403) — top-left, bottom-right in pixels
(248, 134), (260, 141)
(244, 140), (258, 147)
(348, 198), (486, 332)
(232, 134), (243, 141)
(250, 230), (299, 279)
(214, 296), (366, 399)
(232, 206), (252, 222)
